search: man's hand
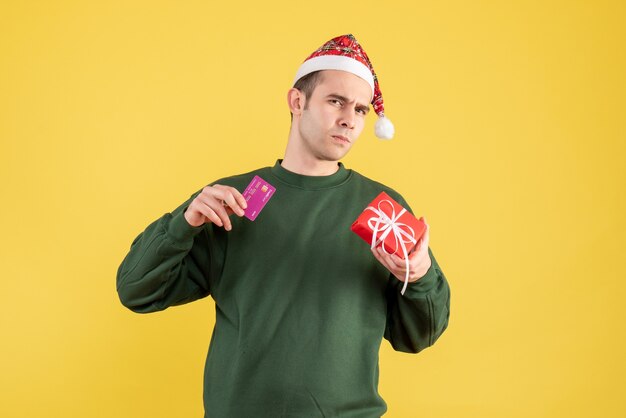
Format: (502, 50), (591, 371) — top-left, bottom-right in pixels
(371, 219), (432, 283)
(184, 184), (247, 230)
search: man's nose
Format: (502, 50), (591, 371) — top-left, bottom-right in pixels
(339, 108), (356, 129)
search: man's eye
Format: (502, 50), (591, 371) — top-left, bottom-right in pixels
(330, 99), (342, 106)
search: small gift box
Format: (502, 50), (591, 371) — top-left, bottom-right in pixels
(351, 192), (427, 294)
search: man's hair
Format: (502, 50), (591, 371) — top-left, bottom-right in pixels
(290, 71), (324, 121)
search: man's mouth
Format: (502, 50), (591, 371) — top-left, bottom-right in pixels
(332, 135), (350, 143)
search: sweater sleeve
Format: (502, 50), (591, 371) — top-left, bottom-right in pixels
(384, 247), (451, 353)
(116, 191), (216, 313)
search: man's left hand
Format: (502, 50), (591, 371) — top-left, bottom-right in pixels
(371, 218), (432, 283)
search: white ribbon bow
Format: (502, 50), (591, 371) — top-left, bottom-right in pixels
(366, 200), (418, 295)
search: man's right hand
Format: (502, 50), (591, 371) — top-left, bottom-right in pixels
(183, 184), (247, 231)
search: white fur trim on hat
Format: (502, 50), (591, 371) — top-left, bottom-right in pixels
(293, 55), (375, 94)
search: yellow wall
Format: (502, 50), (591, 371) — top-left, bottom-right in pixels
(1, 1), (625, 417)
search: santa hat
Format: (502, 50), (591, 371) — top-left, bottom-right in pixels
(293, 34), (395, 140)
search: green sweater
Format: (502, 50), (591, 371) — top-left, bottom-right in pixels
(117, 160), (451, 418)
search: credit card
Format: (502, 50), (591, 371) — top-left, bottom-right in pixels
(242, 175), (276, 221)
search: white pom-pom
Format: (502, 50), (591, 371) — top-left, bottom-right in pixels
(374, 115), (395, 140)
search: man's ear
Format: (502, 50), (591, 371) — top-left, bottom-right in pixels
(287, 88), (305, 116)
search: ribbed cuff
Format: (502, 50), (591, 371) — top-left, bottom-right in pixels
(167, 208), (205, 243)
(403, 264), (439, 297)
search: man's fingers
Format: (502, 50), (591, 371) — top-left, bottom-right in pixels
(372, 217), (433, 281)
(372, 248), (394, 272)
(192, 203), (222, 227)
(189, 183), (254, 230)
(212, 204), (233, 231)
(186, 185), (249, 230)
(375, 248), (406, 274)
(422, 220), (430, 248)
(213, 185), (247, 217)
(223, 193), (245, 217)
(234, 190), (248, 211)
(418, 226), (430, 259)
(386, 251), (407, 270)
(411, 220), (430, 257)
(205, 207), (224, 228)
(198, 196), (232, 230)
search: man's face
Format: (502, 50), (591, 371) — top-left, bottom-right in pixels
(296, 70), (372, 162)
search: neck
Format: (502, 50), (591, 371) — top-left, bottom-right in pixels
(282, 130), (340, 176)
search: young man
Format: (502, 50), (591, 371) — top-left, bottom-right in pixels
(117, 34), (450, 417)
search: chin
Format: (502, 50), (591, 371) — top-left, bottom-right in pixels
(321, 150), (350, 162)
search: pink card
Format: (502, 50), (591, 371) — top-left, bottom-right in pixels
(242, 175), (276, 221)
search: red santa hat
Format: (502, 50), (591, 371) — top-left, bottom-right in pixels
(293, 34), (395, 140)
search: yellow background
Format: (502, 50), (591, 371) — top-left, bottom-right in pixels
(1, 1), (625, 417)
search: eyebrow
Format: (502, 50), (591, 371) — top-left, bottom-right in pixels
(326, 94), (371, 114)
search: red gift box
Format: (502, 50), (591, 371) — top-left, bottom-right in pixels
(351, 192), (426, 260)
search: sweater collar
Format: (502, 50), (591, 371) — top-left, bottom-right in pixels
(270, 159), (351, 190)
